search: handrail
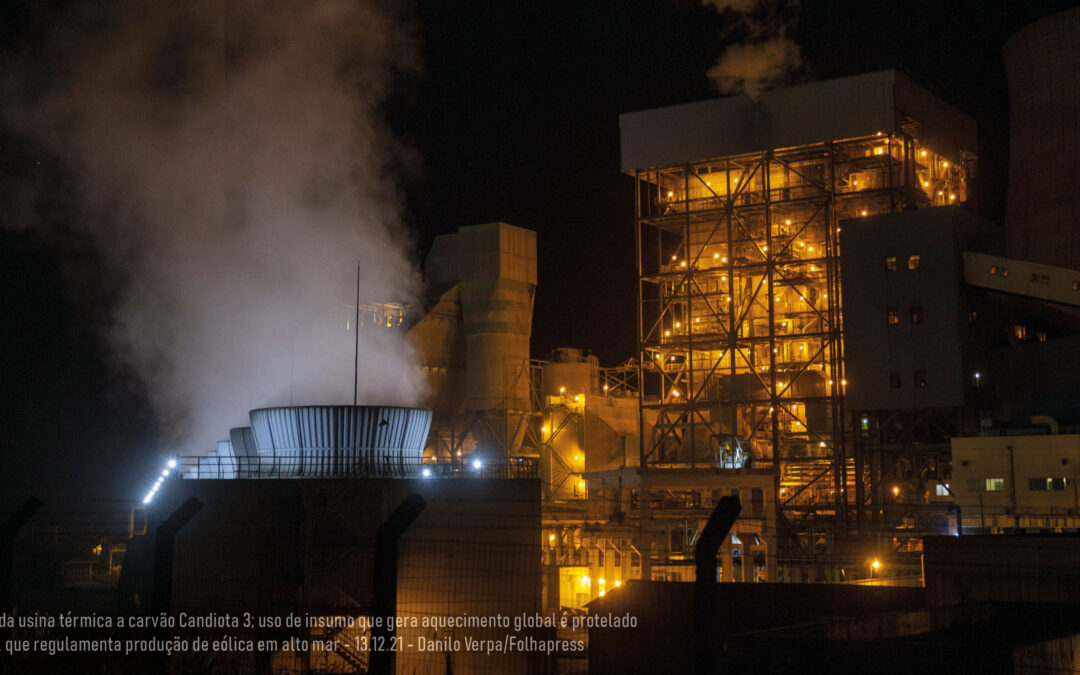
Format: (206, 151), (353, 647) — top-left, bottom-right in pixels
(175, 455), (540, 480)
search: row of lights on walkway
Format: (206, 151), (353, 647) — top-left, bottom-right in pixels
(142, 459), (177, 504)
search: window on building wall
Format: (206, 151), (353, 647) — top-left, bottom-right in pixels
(885, 256), (897, 271)
(935, 483), (950, 497)
(908, 254), (921, 270)
(889, 372), (902, 388)
(910, 306), (923, 323)
(967, 478), (1005, 492)
(887, 308), (900, 325)
(1015, 325), (1028, 341)
(630, 551), (641, 568)
(968, 310), (978, 323)
(1029, 477), (1069, 491)
(914, 370), (927, 388)
(613, 550), (622, 567)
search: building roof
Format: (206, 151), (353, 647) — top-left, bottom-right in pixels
(619, 70), (976, 171)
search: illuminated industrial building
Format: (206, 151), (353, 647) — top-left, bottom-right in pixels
(403, 57), (1080, 607)
(618, 69), (976, 582)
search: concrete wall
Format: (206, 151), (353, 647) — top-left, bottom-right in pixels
(164, 477), (541, 674)
(1015, 632), (1080, 675)
(588, 581), (926, 675)
(924, 535), (1080, 605)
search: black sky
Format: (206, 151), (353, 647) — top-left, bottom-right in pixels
(393, 0), (1076, 365)
(2, 0), (1076, 500)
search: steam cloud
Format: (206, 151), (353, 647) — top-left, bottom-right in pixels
(1, 1), (426, 454)
(703, 0), (802, 100)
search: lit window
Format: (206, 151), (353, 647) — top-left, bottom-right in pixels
(990, 266), (998, 275)
(968, 310), (977, 324)
(967, 478), (1005, 492)
(887, 308), (900, 325)
(935, 483), (950, 497)
(861, 416), (870, 431)
(1073, 281), (1079, 291)
(910, 306), (923, 324)
(1014, 325), (1027, 341)
(908, 254), (921, 270)
(1001, 267), (1009, 278)
(914, 370), (927, 388)
(889, 372), (901, 388)
(885, 256), (897, 272)
(1029, 477), (1069, 491)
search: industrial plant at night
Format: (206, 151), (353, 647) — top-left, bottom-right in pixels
(3, 2), (1080, 674)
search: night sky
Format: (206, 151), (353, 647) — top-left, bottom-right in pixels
(1, 0), (1075, 500)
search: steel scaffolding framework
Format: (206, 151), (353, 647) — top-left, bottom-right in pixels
(633, 132), (971, 566)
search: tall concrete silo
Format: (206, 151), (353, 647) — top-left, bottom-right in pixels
(1004, 7), (1080, 270)
(417, 223), (538, 458)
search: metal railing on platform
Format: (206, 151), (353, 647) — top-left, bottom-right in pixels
(176, 455), (540, 480)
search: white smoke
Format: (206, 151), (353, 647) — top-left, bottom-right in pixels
(1, 1), (426, 453)
(703, 0), (802, 100)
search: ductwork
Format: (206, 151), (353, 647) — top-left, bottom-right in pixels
(1031, 416), (1060, 435)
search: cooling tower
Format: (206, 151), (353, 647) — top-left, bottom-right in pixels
(197, 447), (220, 479)
(1003, 7), (1080, 270)
(228, 426), (258, 477)
(248, 405), (432, 478)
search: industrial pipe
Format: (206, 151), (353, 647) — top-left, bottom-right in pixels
(694, 495), (741, 674)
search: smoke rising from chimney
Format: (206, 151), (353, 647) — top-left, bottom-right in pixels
(702, 0), (802, 100)
(1, 1), (426, 454)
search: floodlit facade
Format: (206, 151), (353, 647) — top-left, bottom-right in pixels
(620, 70), (977, 579)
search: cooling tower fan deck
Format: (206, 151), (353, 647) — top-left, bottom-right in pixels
(164, 405), (434, 482)
(248, 405), (433, 478)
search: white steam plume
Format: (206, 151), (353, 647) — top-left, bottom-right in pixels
(2, 1), (426, 453)
(703, 0), (802, 100)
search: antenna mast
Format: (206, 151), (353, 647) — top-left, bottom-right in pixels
(353, 262), (360, 406)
